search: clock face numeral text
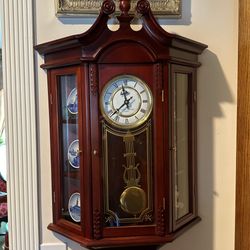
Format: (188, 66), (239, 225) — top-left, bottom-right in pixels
(125, 119), (129, 124)
(115, 115), (120, 121)
(142, 100), (148, 103)
(113, 83), (118, 88)
(140, 109), (146, 114)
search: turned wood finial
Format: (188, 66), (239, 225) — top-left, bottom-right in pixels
(119, 0), (131, 16)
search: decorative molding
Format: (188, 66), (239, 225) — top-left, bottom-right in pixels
(1, 0), (39, 249)
(142, 211), (153, 222)
(102, 0), (116, 15)
(154, 63), (163, 91)
(156, 207), (165, 236)
(55, 0), (181, 17)
(89, 64), (98, 96)
(136, 0), (150, 15)
(93, 209), (102, 239)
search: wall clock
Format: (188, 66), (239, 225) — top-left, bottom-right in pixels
(100, 75), (153, 129)
(35, 0), (207, 249)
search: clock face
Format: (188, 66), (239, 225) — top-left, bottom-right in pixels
(100, 75), (153, 129)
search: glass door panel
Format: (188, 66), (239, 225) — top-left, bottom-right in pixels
(173, 73), (190, 221)
(103, 122), (153, 227)
(59, 74), (81, 224)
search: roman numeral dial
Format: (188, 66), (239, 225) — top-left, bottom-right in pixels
(100, 75), (153, 129)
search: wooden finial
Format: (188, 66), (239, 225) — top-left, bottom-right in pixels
(119, 0), (131, 16)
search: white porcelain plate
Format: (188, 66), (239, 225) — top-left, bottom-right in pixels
(68, 192), (81, 222)
(67, 139), (80, 168)
(67, 88), (78, 114)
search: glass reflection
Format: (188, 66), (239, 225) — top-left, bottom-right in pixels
(59, 75), (81, 223)
(175, 73), (189, 220)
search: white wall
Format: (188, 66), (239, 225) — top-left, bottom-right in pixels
(35, 1), (238, 250)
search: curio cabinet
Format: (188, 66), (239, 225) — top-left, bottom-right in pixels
(35, 0), (207, 249)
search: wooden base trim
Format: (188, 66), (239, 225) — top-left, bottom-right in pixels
(48, 217), (201, 249)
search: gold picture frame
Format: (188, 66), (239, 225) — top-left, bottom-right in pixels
(55, 0), (181, 18)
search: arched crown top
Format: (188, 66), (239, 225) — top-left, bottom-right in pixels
(35, 0), (207, 62)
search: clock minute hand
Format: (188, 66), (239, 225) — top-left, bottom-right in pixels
(110, 109), (119, 117)
(110, 103), (126, 117)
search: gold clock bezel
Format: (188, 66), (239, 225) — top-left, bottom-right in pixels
(100, 75), (153, 129)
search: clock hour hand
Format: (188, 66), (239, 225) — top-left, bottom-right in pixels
(110, 96), (133, 117)
(121, 85), (130, 108)
(121, 85), (127, 100)
(123, 96), (133, 110)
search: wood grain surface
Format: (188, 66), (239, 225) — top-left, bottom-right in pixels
(236, 1), (250, 249)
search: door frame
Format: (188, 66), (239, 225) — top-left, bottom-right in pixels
(235, 1), (250, 249)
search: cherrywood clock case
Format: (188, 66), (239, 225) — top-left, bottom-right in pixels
(35, 0), (207, 249)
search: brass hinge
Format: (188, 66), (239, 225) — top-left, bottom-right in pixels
(170, 146), (177, 152)
(161, 90), (164, 102)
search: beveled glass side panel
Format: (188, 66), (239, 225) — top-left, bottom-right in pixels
(174, 73), (189, 220)
(59, 75), (81, 224)
(103, 122), (153, 227)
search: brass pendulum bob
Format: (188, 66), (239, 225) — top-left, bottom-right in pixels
(120, 133), (146, 215)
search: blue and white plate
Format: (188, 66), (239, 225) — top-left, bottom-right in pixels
(68, 192), (81, 222)
(68, 139), (80, 168)
(67, 88), (78, 114)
